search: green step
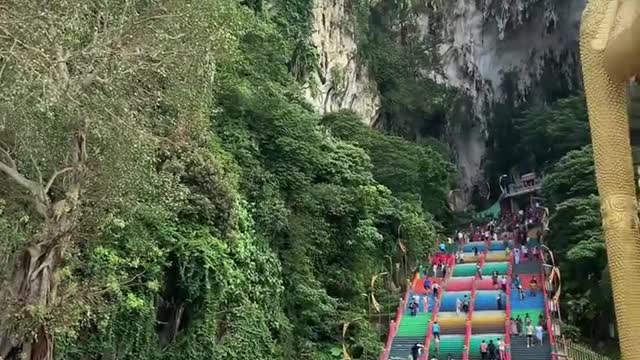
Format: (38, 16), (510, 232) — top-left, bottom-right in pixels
(469, 334), (504, 355)
(396, 313), (432, 337)
(481, 262), (508, 276)
(511, 309), (544, 323)
(429, 335), (465, 356)
(453, 263), (477, 277)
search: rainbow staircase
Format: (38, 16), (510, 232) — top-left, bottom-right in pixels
(387, 273), (438, 360)
(510, 237), (552, 360)
(381, 231), (556, 360)
(465, 240), (508, 360)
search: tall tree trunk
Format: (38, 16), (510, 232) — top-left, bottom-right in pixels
(0, 130), (86, 360)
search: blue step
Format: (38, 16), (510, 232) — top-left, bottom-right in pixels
(405, 292), (436, 313)
(510, 290), (545, 310)
(474, 290), (506, 311)
(440, 291), (471, 312)
(463, 242), (486, 253)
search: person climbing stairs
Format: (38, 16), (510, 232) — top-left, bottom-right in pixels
(387, 273), (438, 359)
(509, 233), (552, 360)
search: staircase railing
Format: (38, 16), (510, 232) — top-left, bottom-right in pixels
(542, 265), (557, 360)
(504, 251), (514, 360)
(464, 278), (477, 360)
(379, 275), (412, 360)
(421, 256), (452, 360)
(554, 339), (613, 360)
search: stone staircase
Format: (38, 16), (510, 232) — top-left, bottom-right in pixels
(511, 335), (552, 360)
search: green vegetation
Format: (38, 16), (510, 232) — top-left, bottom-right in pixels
(487, 93), (589, 177)
(359, 0), (455, 139)
(508, 93), (614, 349)
(543, 145), (615, 347)
(0, 1), (451, 359)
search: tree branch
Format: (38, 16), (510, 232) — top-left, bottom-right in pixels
(0, 146), (16, 169)
(44, 167), (73, 194)
(0, 161), (41, 195)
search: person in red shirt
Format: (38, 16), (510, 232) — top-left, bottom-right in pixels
(529, 276), (539, 296)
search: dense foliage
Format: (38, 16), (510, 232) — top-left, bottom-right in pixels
(0, 1), (451, 359)
(359, 0), (455, 139)
(522, 93), (616, 348)
(543, 145), (615, 347)
(487, 88), (615, 349)
(487, 93), (589, 177)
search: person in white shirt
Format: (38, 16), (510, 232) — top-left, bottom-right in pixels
(497, 338), (505, 360)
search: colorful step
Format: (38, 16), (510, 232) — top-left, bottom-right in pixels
(440, 291), (471, 312)
(471, 311), (506, 334)
(445, 277), (474, 291)
(453, 263), (477, 277)
(428, 335), (466, 360)
(468, 334), (505, 360)
(396, 313), (432, 337)
(480, 262), (508, 276)
(474, 290), (506, 311)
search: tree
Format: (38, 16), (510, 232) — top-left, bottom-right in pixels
(0, 0), (241, 357)
(543, 145), (614, 343)
(513, 95), (590, 171)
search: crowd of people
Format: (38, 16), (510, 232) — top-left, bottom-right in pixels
(407, 204), (548, 360)
(507, 313), (546, 348)
(478, 338), (505, 360)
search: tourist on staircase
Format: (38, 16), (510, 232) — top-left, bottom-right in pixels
(526, 322), (535, 348)
(462, 295), (470, 313)
(409, 297), (418, 316)
(510, 317), (518, 336)
(433, 321), (441, 340)
(480, 340), (488, 360)
(492, 270), (499, 289)
(529, 276), (538, 296)
(500, 275), (507, 293)
(487, 339), (497, 360)
(535, 323), (544, 345)
(411, 343), (424, 360)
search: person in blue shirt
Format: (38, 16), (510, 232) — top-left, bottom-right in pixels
(512, 274), (521, 289)
(424, 278), (432, 294)
(432, 321), (441, 340)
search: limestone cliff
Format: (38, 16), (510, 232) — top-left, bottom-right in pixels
(303, 0), (381, 124)
(306, 0), (587, 206)
(430, 0), (586, 204)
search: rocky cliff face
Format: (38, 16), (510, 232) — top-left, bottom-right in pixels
(434, 0), (585, 204)
(307, 0), (586, 206)
(304, 0), (381, 124)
